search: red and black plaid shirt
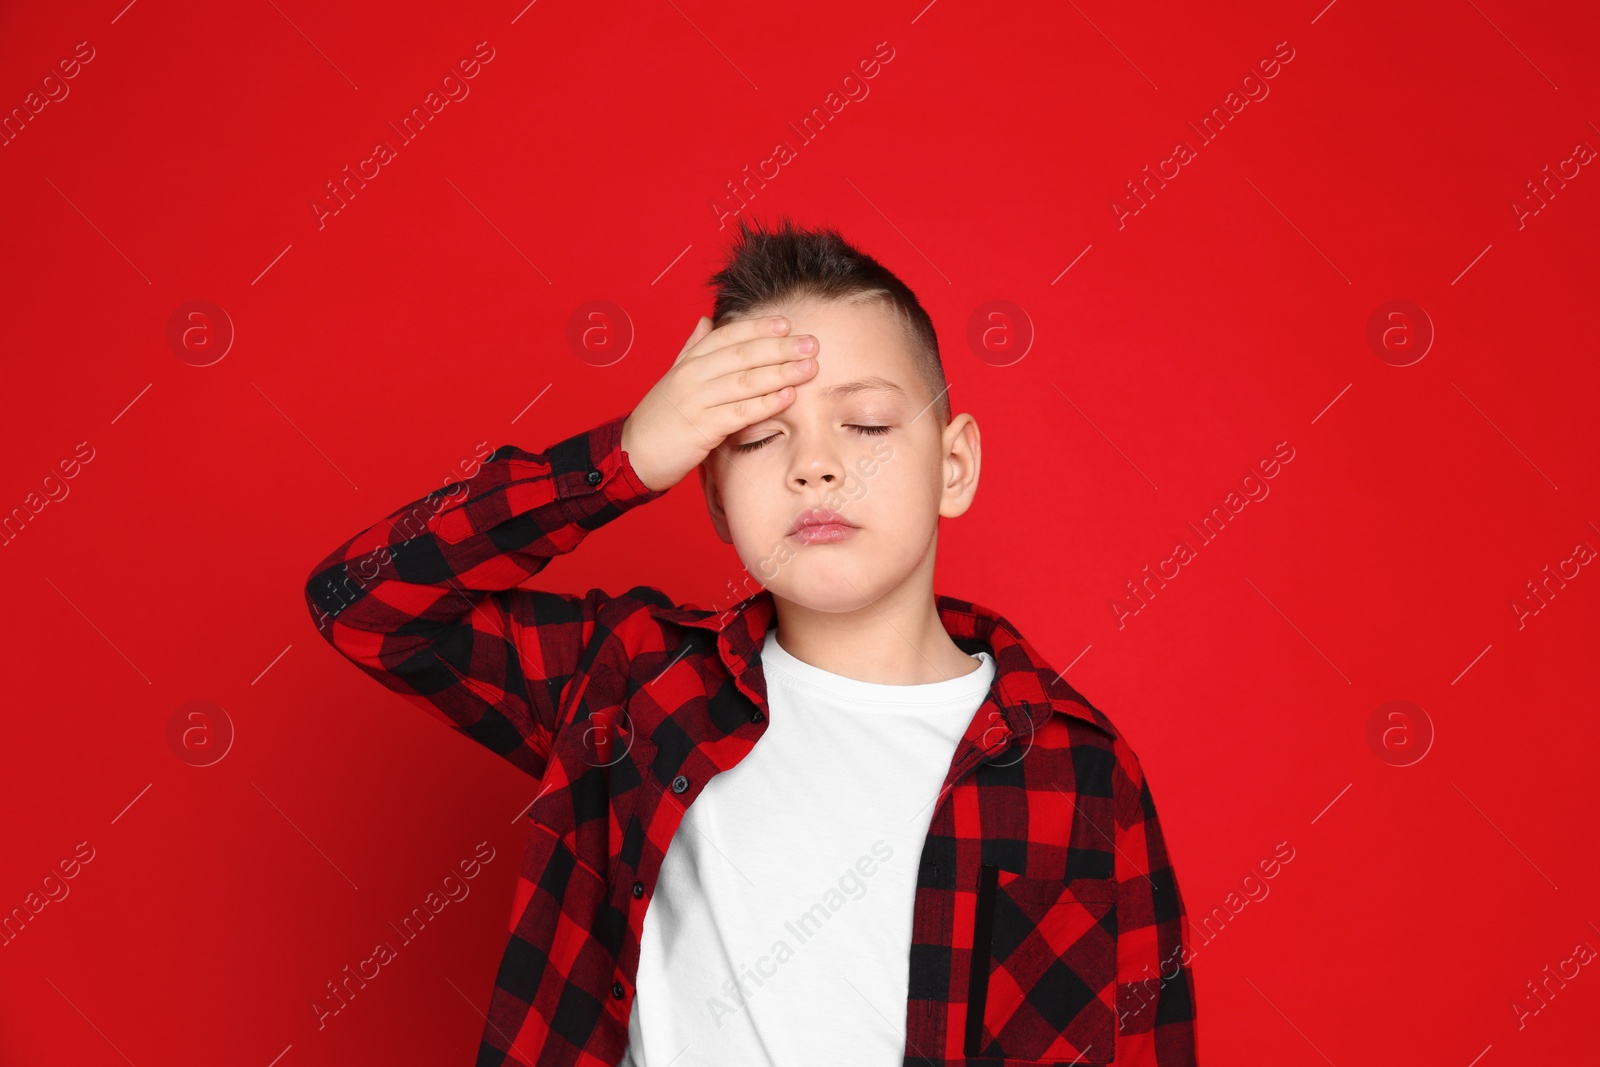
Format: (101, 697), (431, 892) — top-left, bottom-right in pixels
(305, 411), (1200, 1066)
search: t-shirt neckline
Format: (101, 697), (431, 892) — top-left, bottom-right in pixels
(758, 628), (996, 709)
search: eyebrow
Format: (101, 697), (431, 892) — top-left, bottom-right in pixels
(819, 376), (908, 401)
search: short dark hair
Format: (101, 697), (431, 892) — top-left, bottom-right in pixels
(705, 216), (951, 427)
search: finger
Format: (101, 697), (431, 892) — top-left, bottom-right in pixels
(706, 384), (798, 439)
(702, 352), (817, 410)
(681, 312), (790, 366)
(696, 329), (817, 384)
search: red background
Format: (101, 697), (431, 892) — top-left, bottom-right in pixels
(3, 1), (1597, 1063)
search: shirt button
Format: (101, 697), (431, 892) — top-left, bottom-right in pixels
(632, 880), (645, 898)
(611, 980), (624, 999)
(585, 469), (603, 486)
(671, 774), (689, 794)
(750, 710), (764, 723)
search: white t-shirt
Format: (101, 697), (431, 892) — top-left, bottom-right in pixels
(617, 626), (997, 1067)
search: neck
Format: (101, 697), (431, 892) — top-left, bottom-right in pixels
(767, 572), (980, 686)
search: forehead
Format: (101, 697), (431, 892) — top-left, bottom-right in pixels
(767, 296), (920, 402)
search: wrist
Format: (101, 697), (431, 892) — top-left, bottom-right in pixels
(619, 423), (662, 492)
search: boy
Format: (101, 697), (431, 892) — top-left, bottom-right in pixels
(305, 217), (1198, 1066)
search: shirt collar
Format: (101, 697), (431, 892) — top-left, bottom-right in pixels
(645, 587), (1112, 737)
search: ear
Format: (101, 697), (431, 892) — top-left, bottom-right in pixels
(938, 412), (981, 519)
(698, 460), (734, 544)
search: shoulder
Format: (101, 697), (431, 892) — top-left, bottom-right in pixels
(585, 583), (725, 674)
(1028, 688), (1152, 803)
(593, 583), (715, 634)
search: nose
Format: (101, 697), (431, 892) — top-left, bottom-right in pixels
(791, 462), (840, 487)
(788, 429), (845, 488)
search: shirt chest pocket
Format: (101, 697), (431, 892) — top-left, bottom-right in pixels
(965, 864), (1118, 1064)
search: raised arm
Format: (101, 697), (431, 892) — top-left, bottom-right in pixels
(304, 312), (823, 780)
(303, 411), (666, 780)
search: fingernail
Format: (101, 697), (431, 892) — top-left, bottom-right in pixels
(796, 335), (816, 354)
(771, 316), (788, 332)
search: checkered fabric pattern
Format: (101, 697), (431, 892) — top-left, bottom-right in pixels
(305, 411), (1199, 1066)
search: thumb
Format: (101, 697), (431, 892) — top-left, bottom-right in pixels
(676, 315), (714, 362)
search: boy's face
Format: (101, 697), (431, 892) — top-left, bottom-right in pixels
(698, 296), (980, 614)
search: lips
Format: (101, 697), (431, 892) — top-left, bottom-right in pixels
(789, 507), (857, 536)
(790, 508), (857, 537)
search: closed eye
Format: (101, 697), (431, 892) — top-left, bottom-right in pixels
(733, 424), (892, 454)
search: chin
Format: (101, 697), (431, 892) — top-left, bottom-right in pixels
(767, 561), (893, 614)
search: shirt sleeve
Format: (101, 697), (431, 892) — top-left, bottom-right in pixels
(302, 410), (669, 782)
(1113, 739), (1200, 1065)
